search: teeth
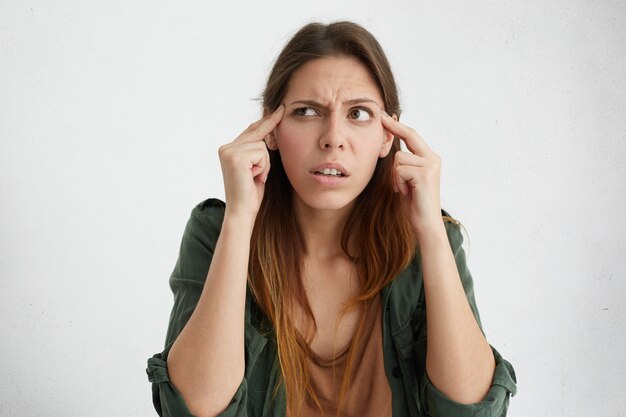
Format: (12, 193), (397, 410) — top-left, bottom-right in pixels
(318, 168), (343, 176)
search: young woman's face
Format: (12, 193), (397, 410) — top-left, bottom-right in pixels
(271, 56), (394, 213)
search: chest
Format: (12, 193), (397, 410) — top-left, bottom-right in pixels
(243, 276), (425, 417)
(293, 259), (364, 359)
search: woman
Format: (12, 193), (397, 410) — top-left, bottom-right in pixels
(147, 21), (517, 417)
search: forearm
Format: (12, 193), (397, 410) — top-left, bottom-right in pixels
(418, 221), (495, 404)
(167, 213), (254, 417)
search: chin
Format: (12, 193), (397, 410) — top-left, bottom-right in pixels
(294, 191), (359, 213)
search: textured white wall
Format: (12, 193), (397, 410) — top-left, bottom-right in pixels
(1, 1), (624, 416)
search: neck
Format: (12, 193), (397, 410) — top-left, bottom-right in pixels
(293, 197), (356, 261)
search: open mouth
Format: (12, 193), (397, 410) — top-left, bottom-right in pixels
(314, 168), (345, 177)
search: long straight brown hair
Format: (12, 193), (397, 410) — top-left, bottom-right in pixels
(249, 21), (416, 417)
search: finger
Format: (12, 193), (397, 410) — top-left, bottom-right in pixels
(235, 104), (285, 144)
(395, 165), (420, 196)
(246, 104), (285, 131)
(219, 141), (269, 166)
(381, 112), (433, 157)
(248, 148), (270, 179)
(394, 150), (429, 167)
(260, 158), (271, 184)
(393, 166), (409, 196)
(228, 141), (269, 153)
(250, 146), (271, 184)
(393, 151), (426, 194)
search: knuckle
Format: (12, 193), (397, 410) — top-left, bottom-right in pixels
(219, 146), (239, 163)
(249, 125), (262, 138)
(394, 150), (407, 162)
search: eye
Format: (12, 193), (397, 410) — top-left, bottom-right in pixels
(293, 107), (319, 117)
(348, 107), (373, 121)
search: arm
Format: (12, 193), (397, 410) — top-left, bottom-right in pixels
(166, 212), (254, 417)
(146, 201), (250, 417)
(418, 220), (495, 403)
(417, 220), (517, 417)
(151, 105), (285, 417)
(382, 112), (493, 401)
(147, 201), (251, 417)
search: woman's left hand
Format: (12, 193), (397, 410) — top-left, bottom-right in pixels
(381, 112), (443, 235)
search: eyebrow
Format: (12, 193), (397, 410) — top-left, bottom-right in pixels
(289, 98), (382, 108)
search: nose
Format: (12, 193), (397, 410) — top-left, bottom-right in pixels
(318, 112), (345, 150)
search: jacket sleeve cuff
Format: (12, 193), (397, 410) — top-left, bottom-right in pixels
(147, 353), (248, 417)
(423, 346), (517, 417)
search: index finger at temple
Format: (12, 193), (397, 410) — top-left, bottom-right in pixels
(237, 105), (285, 143)
(381, 114), (431, 156)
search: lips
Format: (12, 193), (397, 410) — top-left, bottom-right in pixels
(310, 163), (349, 177)
(315, 167), (344, 177)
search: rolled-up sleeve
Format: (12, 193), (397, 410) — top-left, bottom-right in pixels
(147, 353), (249, 417)
(420, 216), (518, 416)
(146, 199), (249, 416)
(423, 346), (517, 417)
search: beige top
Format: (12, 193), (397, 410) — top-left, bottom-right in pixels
(298, 294), (392, 417)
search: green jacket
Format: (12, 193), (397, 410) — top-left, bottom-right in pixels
(147, 198), (517, 417)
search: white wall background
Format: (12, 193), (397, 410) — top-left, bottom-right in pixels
(1, 0), (624, 416)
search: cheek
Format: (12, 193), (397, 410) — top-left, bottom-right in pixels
(274, 123), (307, 171)
(276, 120), (385, 158)
(351, 126), (386, 156)
(275, 121), (309, 150)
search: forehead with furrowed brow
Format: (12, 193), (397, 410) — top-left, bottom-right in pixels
(289, 98), (383, 110)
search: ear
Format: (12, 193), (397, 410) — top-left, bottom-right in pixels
(265, 132), (279, 150)
(379, 113), (397, 158)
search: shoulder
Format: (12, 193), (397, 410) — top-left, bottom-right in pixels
(384, 208), (464, 306)
(190, 197), (226, 224)
(379, 208), (469, 337)
(169, 198), (227, 269)
(441, 208), (464, 250)
(183, 198), (226, 243)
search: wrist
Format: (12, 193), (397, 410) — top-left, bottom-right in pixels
(413, 218), (447, 245)
(222, 210), (257, 235)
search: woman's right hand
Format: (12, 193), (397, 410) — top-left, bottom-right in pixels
(169, 106), (284, 416)
(218, 104), (285, 221)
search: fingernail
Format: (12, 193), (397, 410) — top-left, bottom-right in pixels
(276, 104), (285, 112)
(382, 110), (390, 117)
